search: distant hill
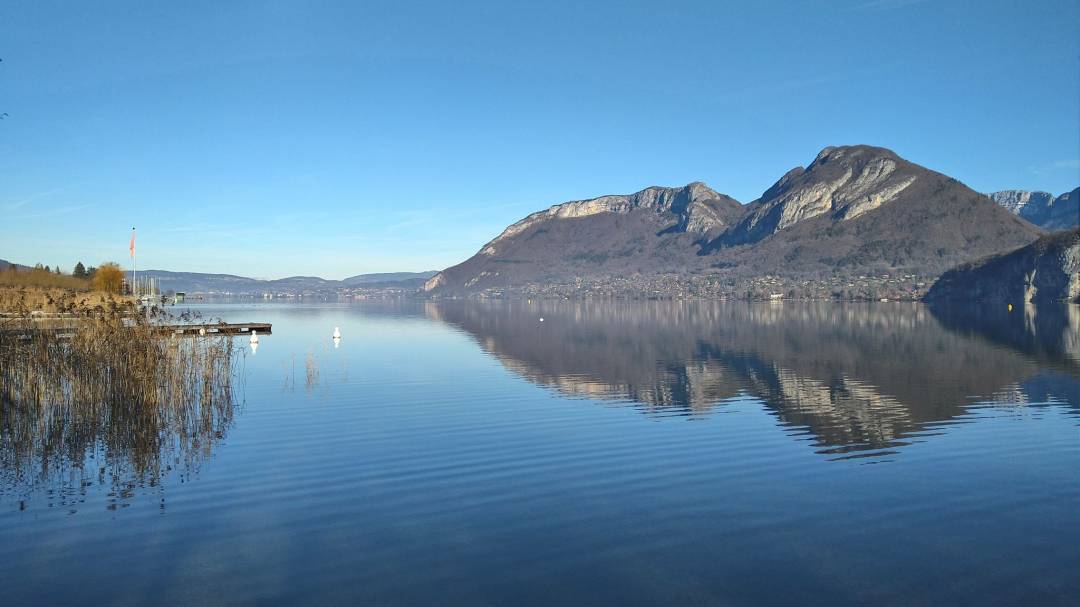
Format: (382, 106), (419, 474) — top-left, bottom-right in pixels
(342, 271), (438, 286)
(426, 145), (1044, 295)
(0, 260), (436, 295)
(111, 269), (434, 294)
(989, 188), (1078, 231)
(0, 259), (31, 271)
(926, 227), (1080, 304)
(134, 270), (266, 293)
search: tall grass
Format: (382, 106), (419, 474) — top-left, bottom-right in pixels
(0, 302), (241, 507)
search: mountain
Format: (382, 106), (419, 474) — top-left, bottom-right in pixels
(426, 145), (1044, 295)
(128, 270), (334, 294)
(0, 260), (436, 294)
(131, 269), (436, 294)
(698, 145), (1044, 277)
(991, 190), (1055, 215)
(926, 227), (1080, 304)
(424, 182), (743, 292)
(0, 259), (32, 271)
(989, 188), (1079, 231)
(342, 271), (438, 286)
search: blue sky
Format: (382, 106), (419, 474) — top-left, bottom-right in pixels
(2, 0), (1078, 279)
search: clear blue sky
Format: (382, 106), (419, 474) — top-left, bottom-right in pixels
(2, 0), (1078, 279)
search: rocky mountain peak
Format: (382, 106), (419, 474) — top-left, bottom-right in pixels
(722, 145), (918, 244)
(989, 188), (1078, 231)
(812, 146), (838, 163)
(989, 190), (1052, 214)
(685, 181), (719, 199)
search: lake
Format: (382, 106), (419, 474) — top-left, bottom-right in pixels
(2, 300), (1078, 605)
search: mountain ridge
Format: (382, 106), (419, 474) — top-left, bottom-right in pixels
(135, 269), (438, 294)
(426, 144), (1045, 296)
(0, 263), (438, 294)
(478, 182), (743, 258)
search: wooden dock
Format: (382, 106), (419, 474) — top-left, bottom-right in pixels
(157, 322), (272, 336)
(0, 322), (272, 339)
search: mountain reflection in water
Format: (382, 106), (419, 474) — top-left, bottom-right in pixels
(429, 301), (1080, 460)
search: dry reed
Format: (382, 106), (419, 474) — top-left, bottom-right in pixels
(0, 302), (240, 506)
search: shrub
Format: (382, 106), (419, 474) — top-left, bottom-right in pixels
(91, 262), (124, 293)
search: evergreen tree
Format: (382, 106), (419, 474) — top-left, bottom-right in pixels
(73, 262), (86, 278)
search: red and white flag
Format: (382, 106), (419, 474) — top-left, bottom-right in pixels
(129, 227), (136, 258)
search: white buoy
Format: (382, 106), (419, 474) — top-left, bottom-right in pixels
(332, 326), (341, 339)
(539, 317), (544, 322)
(250, 330), (259, 344)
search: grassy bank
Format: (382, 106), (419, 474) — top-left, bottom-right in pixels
(0, 287), (131, 316)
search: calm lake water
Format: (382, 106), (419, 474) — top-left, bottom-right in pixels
(2, 300), (1078, 605)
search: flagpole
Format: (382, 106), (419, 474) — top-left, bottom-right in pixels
(131, 227), (136, 298)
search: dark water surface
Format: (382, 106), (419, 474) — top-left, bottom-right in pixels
(2, 301), (1078, 605)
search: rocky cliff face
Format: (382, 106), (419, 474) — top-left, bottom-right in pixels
(990, 188), (1079, 231)
(990, 190), (1055, 215)
(926, 227), (1080, 303)
(722, 145), (919, 245)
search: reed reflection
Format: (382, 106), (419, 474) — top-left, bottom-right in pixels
(0, 314), (240, 511)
